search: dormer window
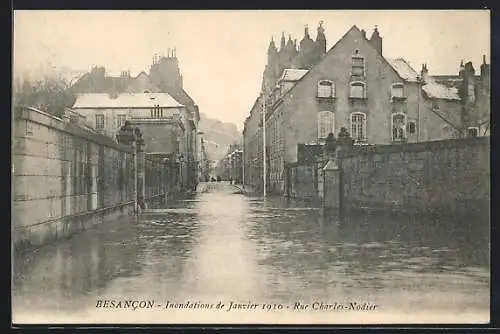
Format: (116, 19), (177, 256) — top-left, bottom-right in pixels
(349, 81), (366, 99)
(352, 55), (365, 76)
(467, 127), (479, 137)
(391, 83), (405, 99)
(317, 80), (335, 98)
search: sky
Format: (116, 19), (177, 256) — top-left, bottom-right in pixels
(13, 10), (490, 131)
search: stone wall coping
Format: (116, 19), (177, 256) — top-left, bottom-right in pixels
(15, 106), (134, 153)
(343, 137), (489, 157)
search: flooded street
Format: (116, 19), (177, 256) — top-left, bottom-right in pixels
(12, 190), (490, 324)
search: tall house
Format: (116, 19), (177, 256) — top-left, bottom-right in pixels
(243, 23), (490, 195)
(69, 48), (202, 191)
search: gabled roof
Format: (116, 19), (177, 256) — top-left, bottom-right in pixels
(69, 74), (133, 94)
(266, 25), (425, 109)
(279, 69), (309, 82)
(422, 78), (460, 101)
(385, 58), (420, 82)
(72, 93), (185, 109)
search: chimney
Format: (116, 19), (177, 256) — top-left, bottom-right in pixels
(480, 54), (490, 79)
(369, 25), (383, 55)
(420, 63), (429, 83)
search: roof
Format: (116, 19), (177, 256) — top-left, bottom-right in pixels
(422, 78), (460, 101)
(72, 93), (185, 109)
(69, 74), (134, 94)
(279, 69), (309, 82)
(385, 58), (420, 82)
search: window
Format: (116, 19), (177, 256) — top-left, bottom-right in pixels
(352, 55), (365, 76)
(406, 121), (416, 135)
(350, 112), (366, 143)
(95, 114), (105, 130)
(350, 82), (366, 99)
(391, 83), (404, 99)
(317, 111), (335, 140)
(317, 80), (335, 98)
(467, 127), (479, 137)
(468, 84), (475, 102)
(117, 114), (127, 128)
(392, 113), (406, 141)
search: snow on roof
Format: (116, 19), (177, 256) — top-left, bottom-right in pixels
(422, 78), (460, 101)
(279, 69), (309, 82)
(72, 93), (184, 109)
(386, 58), (420, 82)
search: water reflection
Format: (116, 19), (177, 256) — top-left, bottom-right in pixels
(12, 192), (489, 320)
(13, 218), (145, 312)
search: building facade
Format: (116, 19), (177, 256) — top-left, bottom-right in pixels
(215, 144), (243, 183)
(71, 92), (192, 191)
(243, 23), (490, 196)
(69, 50), (201, 191)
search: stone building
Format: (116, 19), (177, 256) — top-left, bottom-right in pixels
(69, 50), (203, 191)
(243, 23), (490, 195)
(71, 92), (191, 190)
(215, 144), (243, 183)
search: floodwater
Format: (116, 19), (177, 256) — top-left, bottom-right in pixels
(12, 186), (490, 324)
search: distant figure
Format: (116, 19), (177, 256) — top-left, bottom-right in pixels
(229, 178), (233, 185)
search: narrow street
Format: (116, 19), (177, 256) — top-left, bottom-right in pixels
(12, 186), (489, 324)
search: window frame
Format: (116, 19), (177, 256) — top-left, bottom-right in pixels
(317, 80), (335, 98)
(117, 114), (127, 128)
(350, 112), (367, 144)
(391, 112), (407, 142)
(391, 83), (405, 100)
(406, 120), (417, 136)
(317, 110), (335, 140)
(95, 114), (105, 130)
(351, 55), (365, 77)
(467, 126), (479, 137)
(349, 81), (366, 99)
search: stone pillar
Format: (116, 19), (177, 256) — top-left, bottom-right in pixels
(135, 128), (147, 210)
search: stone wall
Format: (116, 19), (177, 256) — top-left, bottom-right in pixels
(286, 162), (320, 200)
(340, 137), (489, 219)
(12, 107), (167, 249)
